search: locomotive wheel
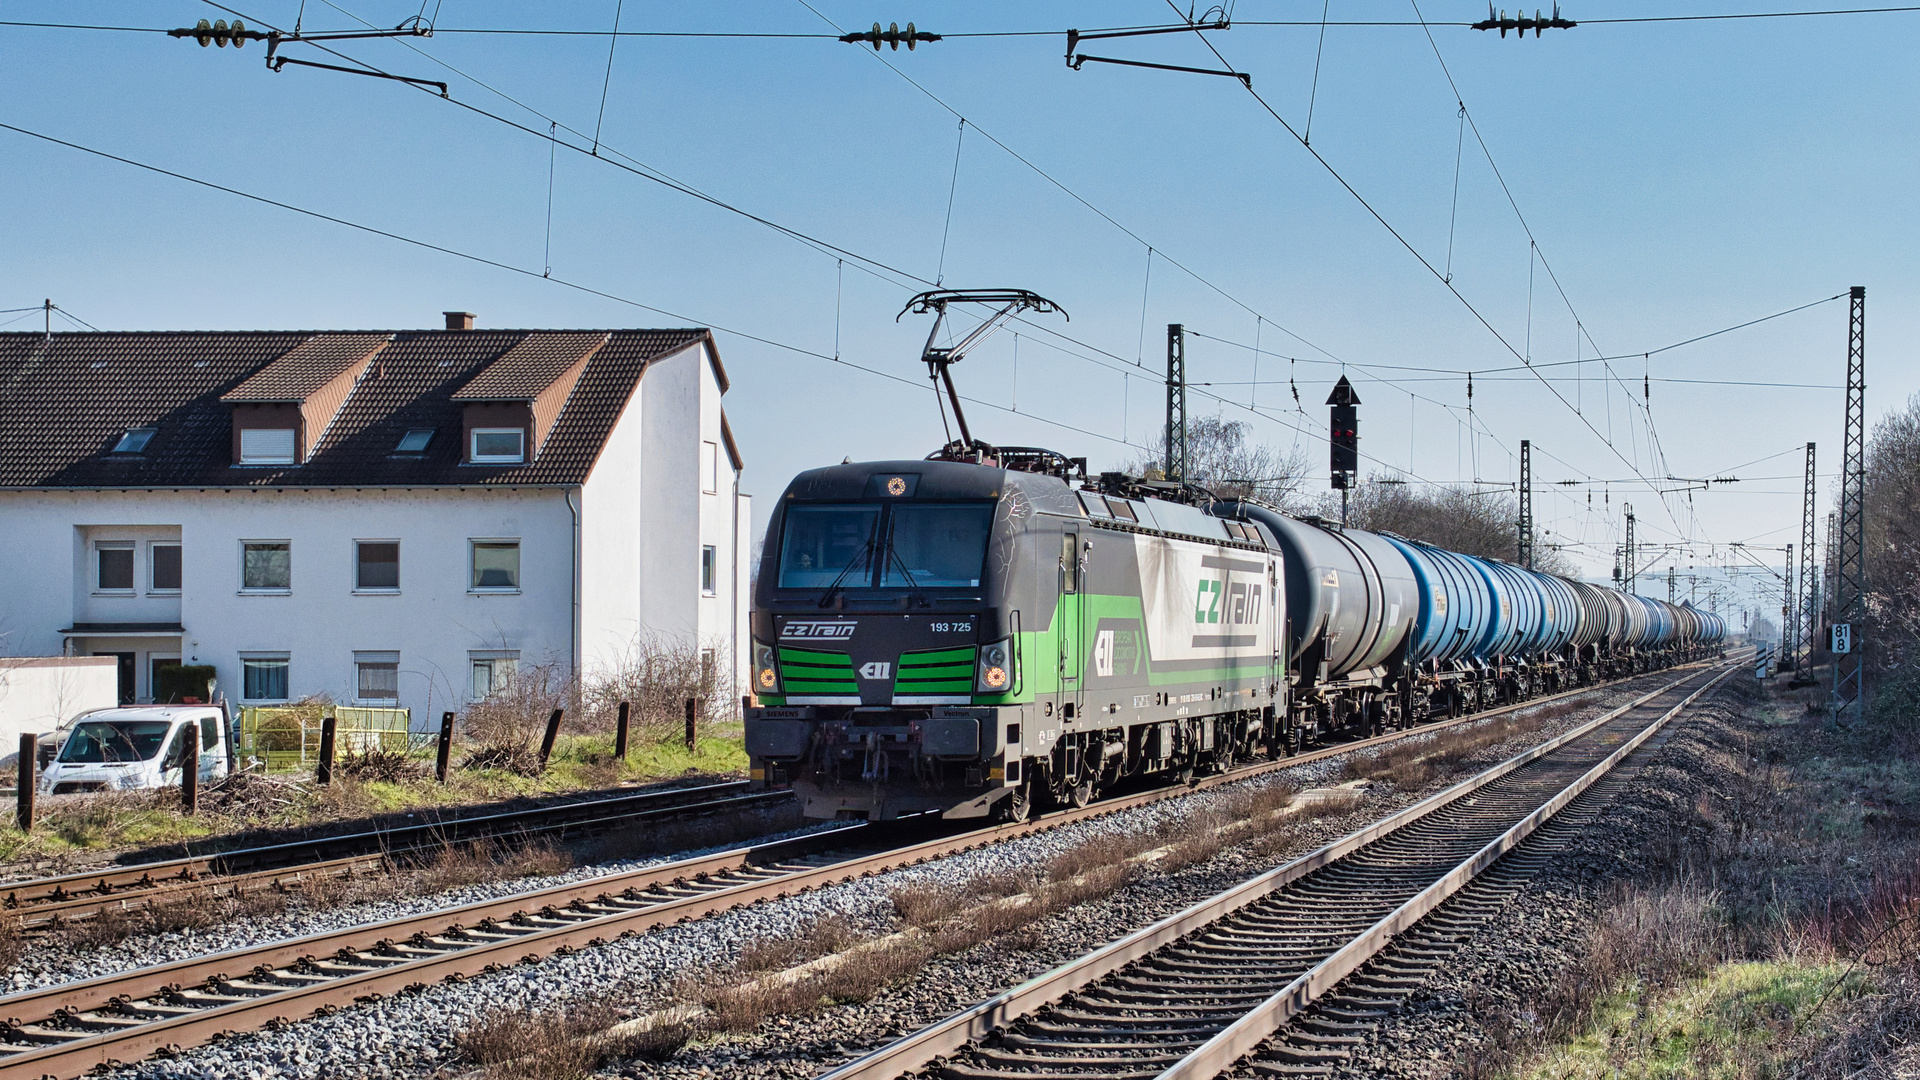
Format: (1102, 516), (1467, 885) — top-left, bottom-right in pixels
(999, 781), (1033, 823)
(1067, 776), (1094, 808)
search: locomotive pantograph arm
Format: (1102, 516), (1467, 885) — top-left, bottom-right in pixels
(900, 289), (1066, 452)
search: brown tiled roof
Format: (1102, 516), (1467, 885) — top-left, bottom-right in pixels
(220, 334), (391, 402)
(0, 328), (712, 488)
(451, 332), (607, 401)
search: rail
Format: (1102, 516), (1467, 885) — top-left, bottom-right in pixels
(0, 665), (1714, 1079)
(818, 663), (1733, 1080)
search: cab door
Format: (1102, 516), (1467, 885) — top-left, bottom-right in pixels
(1059, 531), (1084, 717)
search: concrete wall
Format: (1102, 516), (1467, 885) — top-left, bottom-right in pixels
(0, 657), (118, 745)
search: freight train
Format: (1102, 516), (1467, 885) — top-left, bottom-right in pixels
(742, 456), (1726, 822)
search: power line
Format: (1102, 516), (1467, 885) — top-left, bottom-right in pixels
(0, 118), (1145, 457)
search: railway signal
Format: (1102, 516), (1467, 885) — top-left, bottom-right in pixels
(1327, 377), (1360, 488)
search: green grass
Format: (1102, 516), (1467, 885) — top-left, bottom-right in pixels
(1518, 960), (1871, 1080)
(0, 731), (748, 863)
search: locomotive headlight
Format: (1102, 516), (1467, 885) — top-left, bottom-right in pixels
(754, 643), (780, 693)
(977, 639), (1013, 693)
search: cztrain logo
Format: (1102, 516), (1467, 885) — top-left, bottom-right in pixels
(781, 621), (858, 640)
(1194, 579), (1264, 626)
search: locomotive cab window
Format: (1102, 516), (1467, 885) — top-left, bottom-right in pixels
(879, 504), (992, 588)
(1061, 533), (1079, 594)
(777, 505), (880, 589)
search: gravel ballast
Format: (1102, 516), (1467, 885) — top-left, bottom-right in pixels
(53, 681), (1656, 1080)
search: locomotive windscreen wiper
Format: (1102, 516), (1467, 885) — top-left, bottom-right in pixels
(817, 540), (875, 609)
(886, 545), (930, 607)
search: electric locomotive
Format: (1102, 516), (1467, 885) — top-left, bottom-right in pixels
(742, 289), (1726, 821)
(744, 455), (1282, 821)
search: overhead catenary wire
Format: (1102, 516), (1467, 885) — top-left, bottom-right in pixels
(0, 119), (1147, 458)
(13, 7), (1920, 36)
(52, 0), (1804, 553)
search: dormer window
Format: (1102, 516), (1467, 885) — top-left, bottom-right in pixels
(470, 427), (526, 464)
(395, 428), (435, 453)
(239, 427), (297, 465)
(111, 428), (156, 454)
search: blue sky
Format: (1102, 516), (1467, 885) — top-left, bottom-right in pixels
(4, 2), (1916, 620)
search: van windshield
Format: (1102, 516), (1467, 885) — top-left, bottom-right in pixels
(59, 721), (172, 763)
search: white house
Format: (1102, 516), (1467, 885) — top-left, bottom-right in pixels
(0, 314), (751, 725)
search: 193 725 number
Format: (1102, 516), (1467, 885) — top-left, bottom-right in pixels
(930, 621), (974, 633)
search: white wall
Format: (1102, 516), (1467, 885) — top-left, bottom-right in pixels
(579, 340), (750, 713)
(0, 657), (118, 747)
(0, 487), (575, 727)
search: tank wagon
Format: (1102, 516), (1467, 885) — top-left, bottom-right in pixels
(744, 462), (1726, 822)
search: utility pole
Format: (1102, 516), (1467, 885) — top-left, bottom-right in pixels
(1517, 439), (1534, 569)
(1833, 286), (1867, 723)
(1794, 442), (1817, 677)
(1668, 565), (1676, 604)
(1165, 323), (1187, 484)
(1624, 504), (1636, 593)
(1783, 544), (1795, 664)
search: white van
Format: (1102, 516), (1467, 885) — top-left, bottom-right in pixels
(39, 706), (231, 795)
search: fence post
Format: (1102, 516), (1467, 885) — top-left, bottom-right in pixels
(435, 711), (456, 783)
(181, 721), (199, 814)
(537, 708), (564, 772)
(316, 713), (337, 785)
(684, 697), (698, 752)
(16, 733), (36, 833)
(614, 701), (630, 761)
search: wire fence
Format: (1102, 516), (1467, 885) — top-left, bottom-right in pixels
(235, 705), (415, 773)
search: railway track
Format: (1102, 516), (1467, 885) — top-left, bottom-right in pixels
(820, 662), (1734, 1080)
(0, 779), (787, 931)
(0, 665), (1707, 1079)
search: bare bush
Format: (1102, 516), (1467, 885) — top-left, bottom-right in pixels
(335, 744), (426, 784)
(580, 634), (734, 734)
(459, 660), (570, 774)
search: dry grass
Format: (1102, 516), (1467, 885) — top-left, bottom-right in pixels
(1466, 677), (1920, 1079)
(457, 999), (687, 1079)
(1339, 702), (1569, 791)
(38, 883), (290, 952)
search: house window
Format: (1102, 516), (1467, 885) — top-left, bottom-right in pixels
(701, 545), (718, 596)
(239, 428), (298, 465)
(241, 655), (289, 702)
(96, 542), (135, 592)
(355, 541), (400, 591)
(470, 428), (526, 464)
(470, 540), (521, 591)
(355, 651), (401, 703)
(470, 652), (519, 699)
(394, 428), (434, 453)
(241, 541), (291, 592)
(702, 441), (720, 494)
(151, 543), (182, 593)
(111, 428), (156, 454)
